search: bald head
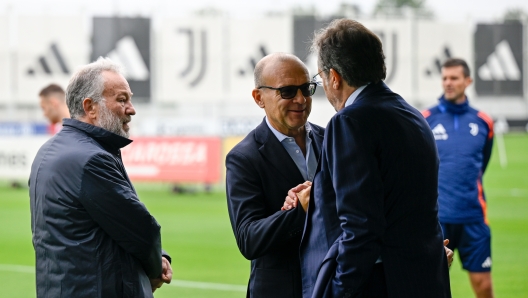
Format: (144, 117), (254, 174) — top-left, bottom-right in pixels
(251, 52), (312, 138)
(254, 53), (308, 87)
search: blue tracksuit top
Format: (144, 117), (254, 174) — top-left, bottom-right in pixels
(423, 96), (494, 224)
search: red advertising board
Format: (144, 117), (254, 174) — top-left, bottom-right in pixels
(121, 137), (222, 183)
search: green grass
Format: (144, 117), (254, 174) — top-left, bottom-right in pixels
(0, 133), (527, 297)
(448, 133), (528, 297)
(0, 185), (249, 298)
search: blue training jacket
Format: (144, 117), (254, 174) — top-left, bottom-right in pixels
(423, 96), (494, 224)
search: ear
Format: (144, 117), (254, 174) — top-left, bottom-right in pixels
(82, 98), (97, 119)
(465, 76), (473, 87)
(49, 97), (60, 108)
(252, 89), (265, 108)
(329, 68), (342, 90)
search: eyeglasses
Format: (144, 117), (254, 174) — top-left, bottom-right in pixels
(257, 82), (317, 99)
(312, 70), (325, 86)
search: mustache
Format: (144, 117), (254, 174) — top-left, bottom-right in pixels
(122, 115), (132, 123)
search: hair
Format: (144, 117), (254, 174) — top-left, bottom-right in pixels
(65, 57), (123, 119)
(254, 60), (266, 87)
(311, 19), (386, 88)
(39, 84), (65, 100)
(253, 53), (307, 87)
(442, 58), (471, 77)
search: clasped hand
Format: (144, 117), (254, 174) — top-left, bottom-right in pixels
(282, 182), (454, 268)
(282, 181), (312, 212)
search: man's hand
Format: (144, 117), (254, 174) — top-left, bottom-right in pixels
(443, 239), (454, 267)
(150, 278), (163, 293)
(296, 186), (311, 212)
(282, 181), (312, 211)
(150, 256), (173, 293)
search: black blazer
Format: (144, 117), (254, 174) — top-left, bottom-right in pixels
(300, 82), (451, 298)
(29, 119), (162, 298)
(226, 118), (324, 298)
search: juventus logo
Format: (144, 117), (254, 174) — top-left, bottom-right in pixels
(469, 123), (479, 136)
(178, 28), (207, 87)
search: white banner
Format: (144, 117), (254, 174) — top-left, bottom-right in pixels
(0, 136), (49, 180)
(0, 16), (9, 103)
(155, 17), (225, 103)
(16, 16), (89, 104)
(154, 15), (293, 104)
(362, 19), (414, 101)
(417, 21), (473, 108)
(227, 16), (293, 100)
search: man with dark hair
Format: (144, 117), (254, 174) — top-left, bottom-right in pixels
(29, 57), (172, 298)
(442, 58), (471, 77)
(292, 19), (451, 297)
(423, 58), (494, 298)
(226, 52), (324, 298)
(38, 83), (70, 134)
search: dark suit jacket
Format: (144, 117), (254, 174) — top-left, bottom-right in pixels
(226, 118), (324, 298)
(300, 82), (451, 298)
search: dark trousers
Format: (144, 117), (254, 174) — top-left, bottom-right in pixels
(362, 263), (388, 298)
(315, 262), (387, 298)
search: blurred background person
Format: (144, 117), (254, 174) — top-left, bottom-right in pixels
(38, 83), (70, 134)
(423, 58), (494, 298)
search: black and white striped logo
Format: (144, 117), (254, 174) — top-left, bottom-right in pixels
(106, 36), (149, 81)
(478, 40), (521, 81)
(474, 23), (523, 96)
(27, 43), (70, 76)
(92, 17), (151, 102)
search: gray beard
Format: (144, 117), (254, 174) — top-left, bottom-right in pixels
(97, 102), (130, 138)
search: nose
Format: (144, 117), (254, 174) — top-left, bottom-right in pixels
(126, 102), (136, 116)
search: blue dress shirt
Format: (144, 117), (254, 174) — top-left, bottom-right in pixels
(345, 84), (368, 107)
(265, 117), (318, 182)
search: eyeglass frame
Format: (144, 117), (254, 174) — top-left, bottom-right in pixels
(257, 82), (317, 100)
(311, 69), (327, 86)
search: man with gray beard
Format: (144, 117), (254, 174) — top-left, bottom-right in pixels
(29, 57), (172, 298)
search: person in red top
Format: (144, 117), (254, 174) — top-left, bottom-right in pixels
(39, 84), (70, 134)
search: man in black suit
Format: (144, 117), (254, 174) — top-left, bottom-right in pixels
(293, 19), (451, 297)
(225, 53), (324, 298)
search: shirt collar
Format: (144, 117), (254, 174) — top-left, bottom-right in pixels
(265, 117), (311, 142)
(344, 84), (368, 107)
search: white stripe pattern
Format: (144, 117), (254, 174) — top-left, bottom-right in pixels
(0, 264), (246, 292)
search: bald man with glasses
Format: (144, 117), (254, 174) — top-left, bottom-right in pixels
(225, 53), (324, 298)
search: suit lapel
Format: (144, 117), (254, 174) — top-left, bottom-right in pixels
(300, 124), (324, 250)
(255, 119), (305, 186)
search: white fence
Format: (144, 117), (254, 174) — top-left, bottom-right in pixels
(0, 14), (526, 135)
